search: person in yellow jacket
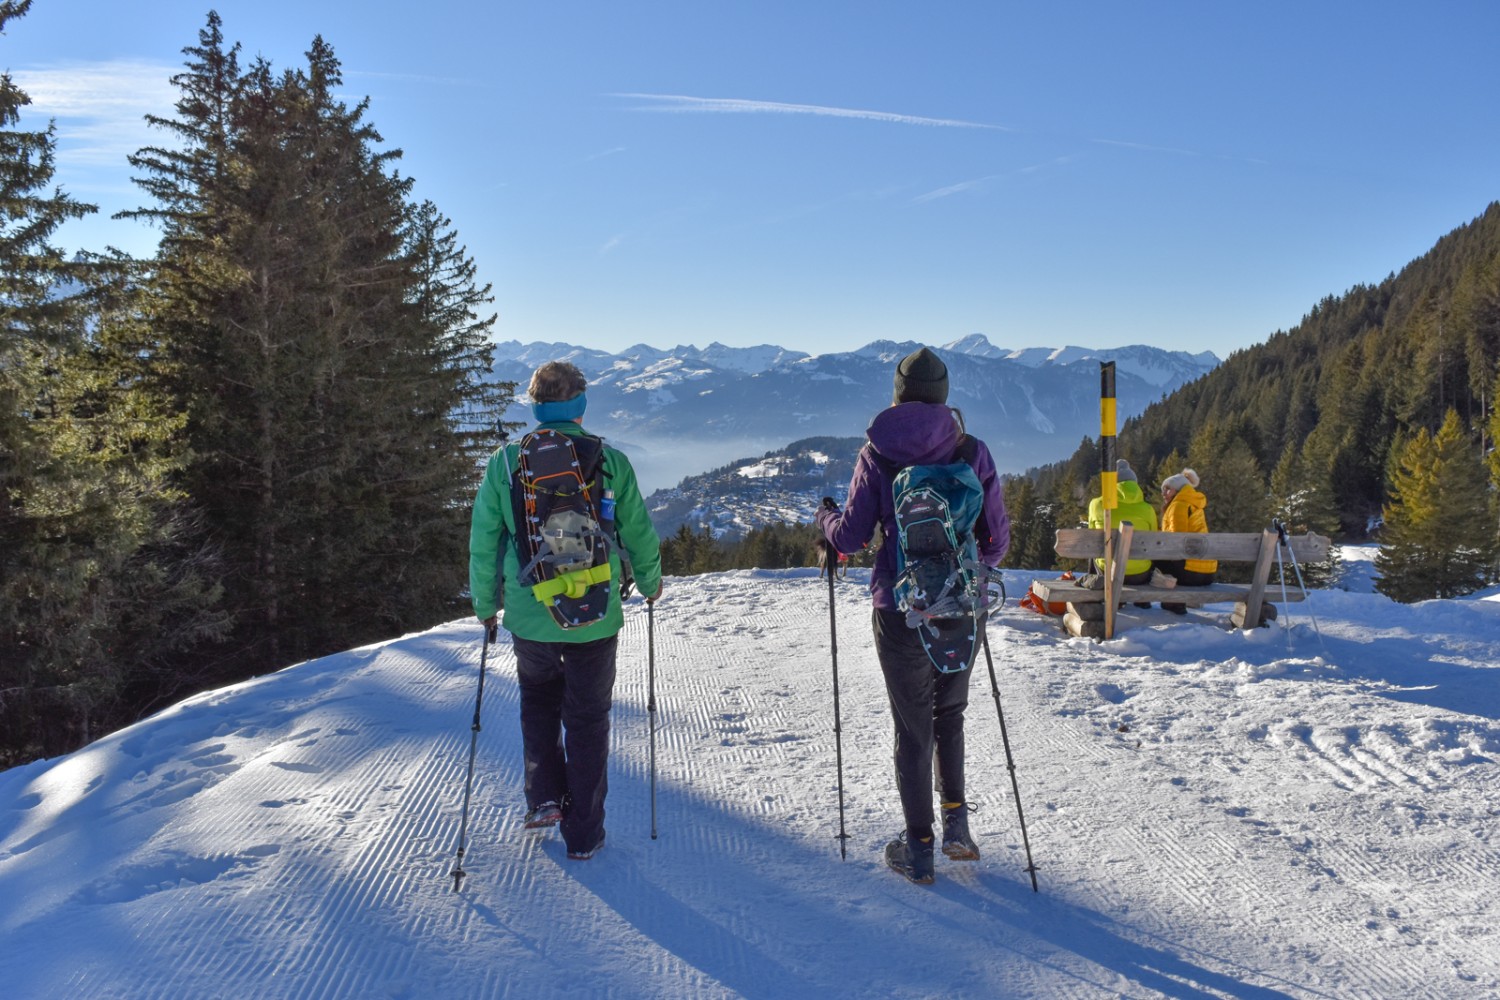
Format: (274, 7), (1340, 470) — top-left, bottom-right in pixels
(1087, 459), (1158, 585)
(1156, 468), (1216, 614)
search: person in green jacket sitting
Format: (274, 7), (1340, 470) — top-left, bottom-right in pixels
(469, 360), (663, 861)
(1087, 459), (1159, 604)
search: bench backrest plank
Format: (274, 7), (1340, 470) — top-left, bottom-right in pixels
(1054, 528), (1330, 563)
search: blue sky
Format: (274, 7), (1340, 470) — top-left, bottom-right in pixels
(11, 1), (1500, 357)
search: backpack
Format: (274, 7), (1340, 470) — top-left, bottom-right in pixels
(510, 428), (617, 629)
(872, 437), (989, 672)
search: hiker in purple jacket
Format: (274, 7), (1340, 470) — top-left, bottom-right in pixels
(816, 346), (1010, 885)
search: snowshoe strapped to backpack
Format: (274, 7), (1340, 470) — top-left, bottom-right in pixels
(878, 438), (988, 672)
(512, 429), (615, 629)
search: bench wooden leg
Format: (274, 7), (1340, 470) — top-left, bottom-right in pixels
(1232, 602), (1278, 629)
(1239, 530), (1278, 631)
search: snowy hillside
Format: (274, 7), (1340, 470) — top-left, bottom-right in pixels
(3, 559), (1498, 998)
(646, 436), (862, 539)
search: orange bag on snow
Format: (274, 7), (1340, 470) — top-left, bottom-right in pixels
(1020, 572), (1073, 615)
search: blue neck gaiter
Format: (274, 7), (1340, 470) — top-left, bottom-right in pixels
(532, 392), (587, 424)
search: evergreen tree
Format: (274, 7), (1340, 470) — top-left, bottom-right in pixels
(0, 2), (222, 765)
(1001, 475), (1057, 571)
(1268, 440), (1342, 587)
(124, 16), (513, 672)
(1187, 423), (1268, 534)
(404, 198), (517, 456)
(1376, 410), (1497, 602)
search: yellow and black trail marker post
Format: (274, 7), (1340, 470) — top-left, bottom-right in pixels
(1099, 362), (1118, 639)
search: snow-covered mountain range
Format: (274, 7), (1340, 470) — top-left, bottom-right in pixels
(488, 335), (1219, 494)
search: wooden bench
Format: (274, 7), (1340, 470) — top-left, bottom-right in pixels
(1030, 525), (1332, 639)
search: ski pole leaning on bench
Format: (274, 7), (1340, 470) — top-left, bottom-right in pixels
(1274, 518), (1326, 648)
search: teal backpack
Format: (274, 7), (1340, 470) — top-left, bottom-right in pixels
(875, 437), (989, 672)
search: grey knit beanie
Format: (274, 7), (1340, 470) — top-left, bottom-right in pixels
(892, 347), (949, 405)
(1116, 459), (1137, 483)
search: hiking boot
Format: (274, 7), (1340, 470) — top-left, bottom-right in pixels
(566, 830), (606, 861)
(1163, 603), (1187, 615)
(884, 832), (936, 885)
(941, 803), (980, 861)
(524, 801), (563, 829)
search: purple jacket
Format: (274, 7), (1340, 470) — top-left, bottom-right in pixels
(816, 402), (1010, 609)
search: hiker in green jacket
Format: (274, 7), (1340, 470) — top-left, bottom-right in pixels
(469, 360), (663, 860)
(1086, 459), (1159, 584)
(1087, 459), (1159, 609)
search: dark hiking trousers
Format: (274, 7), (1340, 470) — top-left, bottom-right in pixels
(513, 633), (619, 854)
(1155, 561), (1217, 614)
(873, 608), (973, 843)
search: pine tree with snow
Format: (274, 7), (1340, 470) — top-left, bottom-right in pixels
(1376, 410), (1498, 602)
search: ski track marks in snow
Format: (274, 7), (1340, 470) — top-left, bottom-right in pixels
(1, 569), (1499, 998)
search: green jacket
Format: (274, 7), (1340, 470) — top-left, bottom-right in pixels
(1087, 480), (1159, 577)
(469, 421), (663, 642)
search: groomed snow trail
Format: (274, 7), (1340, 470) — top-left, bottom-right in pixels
(2, 568), (1498, 998)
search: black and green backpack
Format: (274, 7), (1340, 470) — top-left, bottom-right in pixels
(510, 429), (620, 629)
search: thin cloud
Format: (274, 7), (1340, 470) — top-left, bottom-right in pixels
(599, 234), (625, 255)
(13, 61), (177, 164)
(1090, 136), (1204, 157)
(580, 146), (628, 163)
(612, 93), (1009, 131)
(1090, 137), (1269, 166)
(914, 177), (996, 204)
(914, 155), (1077, 203)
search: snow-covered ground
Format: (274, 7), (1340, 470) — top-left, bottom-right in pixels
(3, 553), (1499, 998)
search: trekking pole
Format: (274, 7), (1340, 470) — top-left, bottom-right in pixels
(648, 598), (659, 840)
(451, 620), (498, 892)
(982, 627), (1039, 892)
(1275, 519), (1327, 649)
(825, 541), (851, 860)
(1271, 520), (1294, 647)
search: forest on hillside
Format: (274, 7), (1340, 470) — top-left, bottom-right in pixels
(1004, 203), (1500, 599)
(1, 6), (514, 766)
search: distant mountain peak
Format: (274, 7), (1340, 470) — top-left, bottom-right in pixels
(942, 333), (1008, 358)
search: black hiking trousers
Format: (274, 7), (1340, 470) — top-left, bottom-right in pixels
(873, 608), (972, 844)
(513, 633), (619, 855)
